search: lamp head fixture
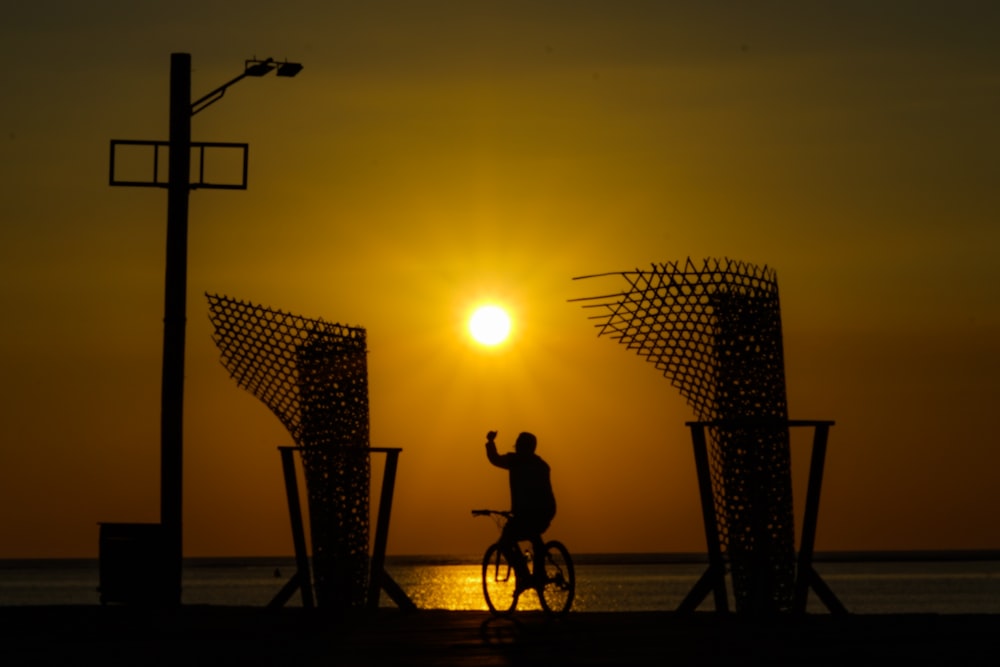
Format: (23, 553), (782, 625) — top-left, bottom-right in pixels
(192, 56), (304, 115)
(244, 58), (303, 78)
(244, 58), (277, 77)
(276, 62), (304, 77)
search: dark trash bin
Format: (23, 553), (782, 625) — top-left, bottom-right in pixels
(98, 522), (171, 605)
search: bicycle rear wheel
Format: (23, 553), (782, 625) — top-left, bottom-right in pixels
(538, 540), (575, 615)
(482, 543), (518, 615)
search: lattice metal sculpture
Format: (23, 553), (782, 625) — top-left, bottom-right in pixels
(206, 294), (370, 610)
(573, 258), (796, 613)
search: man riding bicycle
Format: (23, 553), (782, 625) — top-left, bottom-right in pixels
(484, 430), (556, 587)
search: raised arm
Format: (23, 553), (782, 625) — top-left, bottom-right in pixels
(485, 430), (508, 468)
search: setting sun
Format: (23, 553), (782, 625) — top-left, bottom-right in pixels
(468, 305), (512, 346)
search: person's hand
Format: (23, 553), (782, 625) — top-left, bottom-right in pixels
(486, 430), (497, 443)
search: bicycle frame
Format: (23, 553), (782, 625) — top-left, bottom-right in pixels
(473, 509), (575, 616)
(488, 549), (514, 584)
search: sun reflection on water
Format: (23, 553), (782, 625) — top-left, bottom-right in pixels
(381, 561), (705, 612)
(388, 564), (486, 611)
(385, 564), (553, 611)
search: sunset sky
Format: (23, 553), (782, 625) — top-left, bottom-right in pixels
(2, 1), (998, 560)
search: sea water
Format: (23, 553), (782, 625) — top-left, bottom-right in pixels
(1, 556), (998, 614)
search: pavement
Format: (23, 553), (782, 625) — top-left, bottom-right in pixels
(1, 606), (997, 666)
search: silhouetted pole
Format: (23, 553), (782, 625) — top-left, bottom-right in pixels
(109, 53), (302, 605)
(161, 52), (191, 605)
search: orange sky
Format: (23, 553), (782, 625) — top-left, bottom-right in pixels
(1, 2), (999, 559)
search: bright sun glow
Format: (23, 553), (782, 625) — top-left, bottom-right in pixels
(468, 305), (512, 346)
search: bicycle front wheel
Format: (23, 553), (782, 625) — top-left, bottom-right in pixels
(538, 540), (575, 615)
(482, 543), (518, 615)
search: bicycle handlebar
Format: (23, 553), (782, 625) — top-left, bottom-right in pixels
(471, 509), (511, 518)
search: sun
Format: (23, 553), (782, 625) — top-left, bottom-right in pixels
(468, 305), (512, 346)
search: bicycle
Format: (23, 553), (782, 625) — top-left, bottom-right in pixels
(471, 509), (575, 616)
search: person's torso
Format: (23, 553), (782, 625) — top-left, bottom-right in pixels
(509, 455), (555, 517)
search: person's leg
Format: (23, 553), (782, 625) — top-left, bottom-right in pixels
(500, 520), (532, 584)
(520, 516), (550, 584)
(529, 535), (546, 581)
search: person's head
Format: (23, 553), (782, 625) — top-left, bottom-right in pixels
(514, 432), (537, 455)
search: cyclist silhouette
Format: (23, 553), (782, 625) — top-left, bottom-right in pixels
(484, 430), (556, 585)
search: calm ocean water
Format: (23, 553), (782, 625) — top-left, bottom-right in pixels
(2, 554), (998, 614)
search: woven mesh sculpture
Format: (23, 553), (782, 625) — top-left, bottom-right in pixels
(573, 258), (796, 612)
(206, 294), (370, 610)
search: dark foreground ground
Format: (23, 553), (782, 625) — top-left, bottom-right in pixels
(1, 606), (997, 666)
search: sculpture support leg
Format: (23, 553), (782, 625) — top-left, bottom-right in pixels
(678, 423), (729, 612)
(368, 448), (415, 611)
(793, 422), (846, 614)
(270, 446), (314, 609)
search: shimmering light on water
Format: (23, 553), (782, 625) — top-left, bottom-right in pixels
(389, 564), (486, 611)
(387, 562), (718, 612)
(388, 564), (556, 611)
(2, 558), (999, 613)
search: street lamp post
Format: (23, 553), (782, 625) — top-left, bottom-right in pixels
(109, 52), (302, 605)
(161, 52), (192, 606)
